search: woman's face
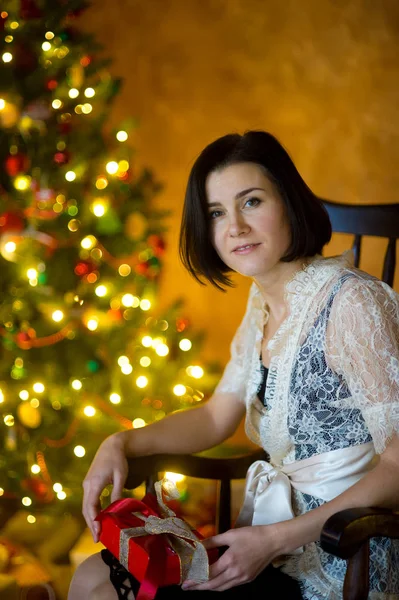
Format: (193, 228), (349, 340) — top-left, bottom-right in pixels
(205, 162), (292, 280)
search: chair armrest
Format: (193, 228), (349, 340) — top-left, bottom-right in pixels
(125, 448), (267, 489)
(320, 507), (399, 559)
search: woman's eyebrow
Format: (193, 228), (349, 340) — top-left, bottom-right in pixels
(207, 187), (265, 207)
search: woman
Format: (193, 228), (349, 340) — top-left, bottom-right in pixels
(69, 131), (399, 600)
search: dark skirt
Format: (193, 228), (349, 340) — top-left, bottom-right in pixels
(101, 549), (303, 599)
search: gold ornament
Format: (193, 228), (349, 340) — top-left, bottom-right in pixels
(125, 212), (148, 241)
(17, 403), (42, 429)
(0, 100), (20, 128)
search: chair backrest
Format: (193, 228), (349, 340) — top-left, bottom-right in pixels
(323, 201), (399, 286)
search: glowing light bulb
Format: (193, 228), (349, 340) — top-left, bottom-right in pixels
(0, 389), (4, 403)
(14, 176), (31, 191)
(52, 310), (64, 322)
(116, 131), (128, 142)
(81, 235), (96, 249)
(19, 390), (29, 400)
(30, 398), (39, 408)
(0, 488), (4, 496)
(57, 491), (67, 500)
(71, 379), (82, 390)
(27, 515), (36, 524)
(110, 393), (121, 404)
(118, 356), (130, 366)
(173, 385), (186, 397)
(10, 21), (19, 29)
(155, 344), (169, 357)
(45, 31), (55, 40)
(118, 264), (131, 277)
(74, 445), (86, 457)
(95, 285), (107, 297)
(140, 356), (151, 367)
(121, 364), (133, 375)
(31, 464), (41, 474)
(65, 170), (76, 182)
(4, 415), (14, 426)
(136, 376), (148, 388)
(5, 241), (16, 253)
(87, 318), (98, 331)
(69, 88), (79, 99)
(84, 87), (95, 98)
(140, 299), (151, 311)
(42, 41), (51, 51)
(105, 161), (118, 175)
(179, 339), (192, 351)
(82, 103), (92, 114)
(187, 366), (204, 379)
(84, 405), (96, 417)
(121, 294), (134, 307)
(22, 497), (32, 506)
(96, 177), (108, 190)
(27, 268), (37, 280)
(53, 483), (63, 493)
(132, 418), (146, 429)
(33, 383), (45, 393)
(118, 160), (129, 172)
(0, 99), (5, 110)
(165, 472), (186, 483)
(92, 201), (106, 217)
(2, 52), (12, 63)
(52, 99), (62, 109)
(141, 336), (152, 348)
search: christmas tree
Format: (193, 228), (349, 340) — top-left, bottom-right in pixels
(0, 0), (218, 522)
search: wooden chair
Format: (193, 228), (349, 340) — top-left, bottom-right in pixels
(126, 201), (399, 600)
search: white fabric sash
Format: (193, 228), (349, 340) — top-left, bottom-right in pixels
(235, 441), (376, 530)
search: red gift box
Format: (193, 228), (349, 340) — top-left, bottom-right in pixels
(96, 480), (218, 600)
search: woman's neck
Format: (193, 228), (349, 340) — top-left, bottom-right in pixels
(253, 259), (306, 321)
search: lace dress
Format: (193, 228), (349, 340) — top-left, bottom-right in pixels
(215, 253), (399, 599)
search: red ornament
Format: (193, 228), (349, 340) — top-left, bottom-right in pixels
(21, 478), (53, 503)
(4, 153), (30, 177)
(46, 79), (58, 91)
(0, 211), (25, 233)
(135, 262), (149, 276)
(54, 150), (70, 165)
(148, 234), (166, 257)
(80, 55), (92, 67)
(176, 318), (189, 333)
(74, 260), (96, 277)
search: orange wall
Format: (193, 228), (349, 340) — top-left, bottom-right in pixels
(79, 1), (399, 433)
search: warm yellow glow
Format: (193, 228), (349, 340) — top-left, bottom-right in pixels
(30, 398), (40, 408)
(4, 415), (15, 426)
(2, 52), (13, 63)
(110, 393), (121, 404)
(31, 464), (41, 474)
(74, 445), (86, 457)
(165, 472), (186, 483)
(95, 285), (107, 297)
(116, 131), (128, 142)
(118, 160), (129, 172)
(92, 201), (106, 217)
(68, 219), (79, 232)
(27, 268), (38, 280)
(132, 418), (146, 429)
(155, 344), (169, 357)
(10, 21), (19, 29)
(33, 382), (45, 393)
(14, 176), (31, 191)
(173, 384), (186, 397)
(140, 299), (151, 311)
(53, 483), (63, 493)
(0, 99), (5, 109)
(0, 389), (4, 403)
(87, 318), (98, 331)
(42, 41), (51, 51)
(84, 405), (96, 417)
(82, 103), (92, 114)
(52, 99), (62, 109)
(121, 364), (133, 375)
(57, 491), (67, 500)
(117, 356), (130, 366)
(69, 88), (79, 99)
(186, 366), (204, 379)
(136, 376), (148, 388)
(5, 241), (16, 253)
(142, 336), (152, 348)
(121, 293), (134, 307)
(118, 264), (131, 277)
(84, 87), (95, 98)
(19, 390), (29, 400)
(52, 310), (64, 322)
(65, 170), (76, 182)
(96, 177), (108, 190)
(0, 488), (4, 496)
(27, 515), (36, 524)
(179, 339), (192, 351)
(105, 161), (118, 175)
(5, 36), (13, 43)
(22, 497), (32, 507)
(45, 31), (55, 40)
(81, 235), (96, 249)
(71, 379), (82, 390)
(140, 356), (151, 367)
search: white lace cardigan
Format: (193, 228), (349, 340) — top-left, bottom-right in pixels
(215, 253), (399, 599)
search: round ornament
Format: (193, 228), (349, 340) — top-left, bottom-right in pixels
(0, 211), (25, 233)
(54, 150), (70, 165)
(125, 212), (147, 241)
(5, 153), (30, 177)
(17, 403), (42, 429)
(0, 101), (20, 129)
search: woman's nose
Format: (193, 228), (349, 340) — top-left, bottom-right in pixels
(227, 212), (250, 237)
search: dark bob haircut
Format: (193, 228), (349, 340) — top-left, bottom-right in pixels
(179, 130), (332, 290)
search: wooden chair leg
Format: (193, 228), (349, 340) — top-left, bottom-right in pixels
(343, 540), (369, 600)
(216, 479), (231, 534)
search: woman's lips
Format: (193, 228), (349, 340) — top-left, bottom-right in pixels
(232, 243), (261, 255)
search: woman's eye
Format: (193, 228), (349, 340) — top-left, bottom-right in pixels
(244, 197), (260, 208)
(209, 210), (223, 219)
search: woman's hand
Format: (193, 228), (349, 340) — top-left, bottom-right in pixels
(82, 432), (129, 542)
(182, 524), (281, 592)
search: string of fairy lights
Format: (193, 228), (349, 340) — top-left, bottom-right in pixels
(0, 9), (206, 521)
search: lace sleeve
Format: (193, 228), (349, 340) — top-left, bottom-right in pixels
(327, 276), (399, 454)
(214, 282), (258, 400)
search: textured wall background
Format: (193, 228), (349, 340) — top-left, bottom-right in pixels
(79, 0), (399, 366)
